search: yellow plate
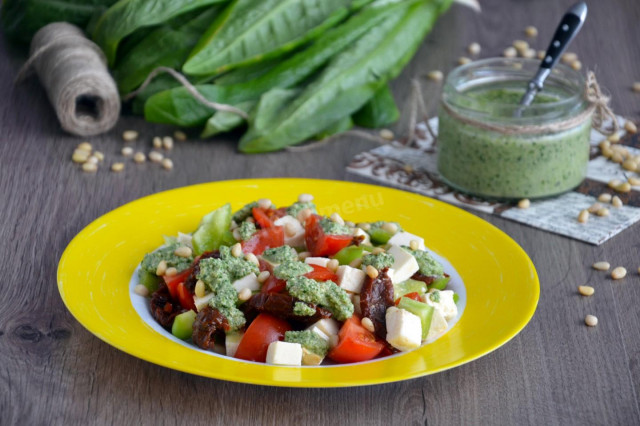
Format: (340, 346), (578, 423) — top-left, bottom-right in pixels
(57, 178), (539, 387)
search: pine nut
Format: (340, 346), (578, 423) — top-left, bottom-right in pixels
(458, 56), (472, 65)
(517, 198), (530, 209)
(611, 266), (627, 280)
(165, 267), (177, 277)
(578, 286), (594, 296)
(349, 258), (363, 268)
(522, 48), (536, 59)
(629, 176), (640, 186)
(616, 182), (631, 193)
(153, 137), (162, 148)
(524, 26), (538, 37)
(597, 193), (612, 203)
(585, 315), (598, 327)
(257, 198), (272, 210)
(608, 179), (622, 189)
(577, 209), (589, 223)
(562, 52), (578, 64)
(372, 247), (385, 255)
(134, 284), (149, 297)
(245, 253), (259, 266)
(156, 260), (167, 276)
(297, 252), (311, 261)
(596, 207), (609, 217)
(587, 203), (602, 214)
(380, 129), (394, 140)
(637, 266), (640, 274)
(174, 246), (192, 258)
(72, 149), (90, 163)
(298, 193), (314, 203)
(148, 151), (164, 163)
(238, 288), (252, 301)
(122, 130), (139, 141)
(612, 196), (623, 208)
(257, 271), (270, 283)
(382, 222), (398, 234)
(467, 42), (481, 56)
(633, 82), (640, 93)
(133, 152), (146, 163)
(625, 121), (638, 134)
(82, 162), (97, 173)
(537, 50), (545, 60)
(162, 136), (174, 150)
(611, 152), (624, 164)
(94, 151), (104, 161)
(599, 140), (610, 150)
(297, 208), (312, 224)
(570, 60), (582, 71)
(601, 147), (613, 158)
(327, 259), (340, 272)
(161, 158), (173, 170)
(622, 160), (637, 171)
(409, 240), (420, 251)
(345, 221), (355, 228)
(284, 223), (297, 237)
(231, 243), (242, 258)
(111, 162), (125, 172)
(365, 265), (379, 279)
(592, 261), (610, 271)
(403, 164), (414, 173)
(77, 142), (92, 152)
(361, 317), (375, 333)
(513, 40), (529, 52)
(607, 133), (620, 143)
(174, 130), (187, 141)
(121, 146), (133, 157)
(358, 223), (371, 231)
(232, 228), (241, 241)
(86, 156), (98, 165)
(195, 280), (205, 298)
(330, 212), (345, 225)
(503, 47), (517, 58)
(427, 70), (443, 81)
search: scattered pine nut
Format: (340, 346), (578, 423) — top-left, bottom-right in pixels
(165, 267), (177, 277)
(382, 222), (398, 234)
(372, 247), (385, 255)
(585, 315), (598, 327)
(597, 193), (612, 203)
(134, 284), (149, 297)
(611, 196), (623, 208)
(608, 179), (623, 189)
(503, 47), (517, 58)
(517, 198), (530, 209)
(153, 137), (162, 148)
(298, 193), (314, 203)
(122, 130), (139, 141)
(257, 271), (270, 283)
(174, 246), (192, 258)
(77, 142), (92, 152)
(361, 317), (375, 333)
(537, 50), (545, 60)
(403, 164), (414, 173)
(570, 60), (582, 71)
(524, 26), (538, 37)
(622, 160), (638, 171)
(232, 228), (241, 241)
(458, 56), (472, 65)
(245, 253), (259, 266)
(94, 151), (104, 162)
(148, 151), (164, 163)
(467, 42), (481, 56)
(578, 285), (594, 296)
(161, 158), (173, 170)
(611, 152), (624, 164)
(513, 40), (529, 52)
(624, 121), (638, 134)
(592, 261), (610, 271)
(195, 280), (205, 298)
(601, 147), (613, 158)
(327, 259), (340, 273)
(86, 155), (98, 164)
(174, 130), (187, 141)
(380, 129), (394, 140)
(577, 209), (589, 223)
(330, 212), (345, 225)
(162, 136), (174, 150)
(611, 266), (627, 280)
(633, 82), (640, 93)
(121, 146), (134, 157)
(81, 162), (97, 173)
(561, 52), (578, 64)
(111, 162), (125, 172)
(409, 240), (420, 251)
(616, 182), (631, 193)
(345, 221), (355, 228)
(587, 203), (602, 214)
(599, 140), (610, 150)
(297, 208), (313, 224)
(365, 265), (379, 279)
(238, 288), (252, 301)
(628, 176), (640, 186)
(522, 48), (536, 59)
(231, 243), (242, 258)
(72, 149), (90, 163)
(607, 133), (620, 143)
(257, 198), (272, 210)
(596, 207), (610, 217)
(156, 260), (167, 276)
(133, 152), (146, 163)
(427, 70), (443, 81)
(358, 222), (371, 231)
(638, 266), (640, 275)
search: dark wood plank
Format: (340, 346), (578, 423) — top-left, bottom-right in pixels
(1, 0), (640, 425)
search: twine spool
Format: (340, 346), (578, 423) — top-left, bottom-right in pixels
(17, 22), (120, 136)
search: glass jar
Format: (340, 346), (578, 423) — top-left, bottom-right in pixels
(437, 58), (592, 200)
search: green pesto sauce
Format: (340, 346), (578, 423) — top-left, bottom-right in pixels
(232, 202), (257, 223)
(238, 221), (256, 241)
(285, 330), (330, 356)
(429, 290), (441, 303)
(274, 260), (313, 280)
(438, 87), (590, 199)
(262, 245), (297, 264)
(287, 201), (317, 218)
(287, 276), (353, 321)
(140, 243), (194, 274)
(362, 252), (394, 270)
(319, 217), (351, 235)
(403, 246), (444, 277)
(293, 301), (316, 317)
(369, 221), (403, 233)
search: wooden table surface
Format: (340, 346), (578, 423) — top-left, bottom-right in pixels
(2, 1), (640, 424)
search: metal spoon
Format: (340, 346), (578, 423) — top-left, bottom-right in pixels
(515, 2), (588, 116)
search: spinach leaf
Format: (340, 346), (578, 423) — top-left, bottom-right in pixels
(92, 0), (228, 65)
(183, 0), (365, 77)
(201, 101), (255, 138)
(314, 116), (354, 140)
(239, 0), (450, 152)
(353, 83), (399, 128)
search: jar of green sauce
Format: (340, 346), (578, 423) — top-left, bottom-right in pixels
(437, 58), (593, 200)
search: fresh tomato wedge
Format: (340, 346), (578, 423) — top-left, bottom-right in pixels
(234, 313), (292, 362)
(395, 292), (422, 305)
(177, 282), (196, 311)
(328, 316), (384, 363)
(304, 264), (339, 283)
(261, 274), (287, 294)
(242, 226), (284, 255)
(252, 207), (273, 229)
(163, 268), (192, 300)
(305, 215), (352, 257)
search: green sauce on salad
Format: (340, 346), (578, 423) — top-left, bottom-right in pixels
(285, 330), (330, 356)
(362, 252), (394, 270)
(140, 243), (194, 274)
(287, 276), (353, 321)
(403, 246), (444, 277)
(262, 245), (297, 264)
(232, 202), (257, 222)
(274, 260), (313, 280)
(238, 221), (256, 241)
(287, 201), (317, 218)
(293, 302), (316, 317)
(319, 217), (351, 235)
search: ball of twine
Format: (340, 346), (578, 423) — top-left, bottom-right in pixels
(16, 22), (120, 136)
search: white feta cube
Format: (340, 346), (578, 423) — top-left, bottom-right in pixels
(304, 257), (331, 268)
(306, 318), (340, 339)
(336, 265), (366, 293)
(385, 307), (422, 351)
(426, 309), (449, 341)
(386, 245), (419, 284)
(232, 273), (261, 293)
(274, 215), (305, 247)
(388, 231), (425, 251)
(352, 227), (371, 245)
(424, 290), (458, 321)
(265, 341), (302, 366)
(225, 332), (244, 358)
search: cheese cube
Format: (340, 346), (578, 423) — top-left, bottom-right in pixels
(386, 245), (419, 284)
(426, 309), (449, 341)
(266, 341), (302, 366)
(385, 307), (422, 351)
(306, 318), (340, 339)
(336, 265), (366, 293)
(274, 215), (305, 247)
(302, 348), (324, 366)
(352, 227), (371, 245)
(225, 332), (244, 358)
(232, 273), (261, 293)
(388, 231), (425, 251)
(304, 257), (331, 268)
(424, 290), (458, 321)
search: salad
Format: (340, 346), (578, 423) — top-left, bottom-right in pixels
(136, 194), (459, 366)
